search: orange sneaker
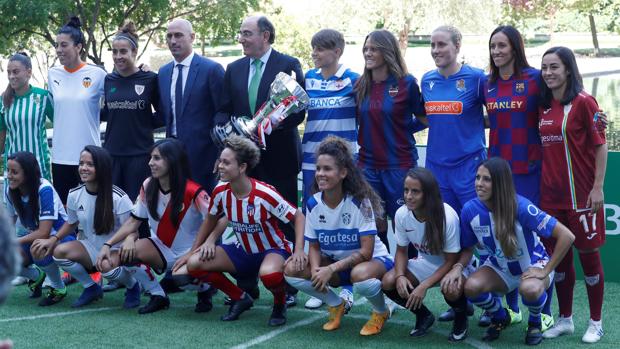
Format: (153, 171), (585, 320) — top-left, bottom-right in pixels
(323, 301), (346, 331)
(360, 311), (389, 336)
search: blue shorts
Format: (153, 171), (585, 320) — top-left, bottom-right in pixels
(332, 255), (394, 285)
(221, 243), (290, 277)
(362, 168), (408, 219)
(21, 234), (76, 267)
(426, 150), (485, 214)
(512, 167), (541, 206)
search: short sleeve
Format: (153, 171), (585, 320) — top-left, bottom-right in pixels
(65, 191), (79, 225)
(192, 189), (211, 219)
(581, 95), (606, 146)
(132, 181), (149, 220)
(394, 206), (411, 247)
(304, 210), (317, 242)
(442, 204), (461, 253)
(517, 198), (557, 239)
(356, 198), (377, 236)
(0, 106), (6, 131)
(38, 185), (58, 221)
(459, 204), (479, 249)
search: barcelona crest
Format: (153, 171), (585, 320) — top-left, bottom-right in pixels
(82, 77), (92, 88)
(515, 82), (525, 94)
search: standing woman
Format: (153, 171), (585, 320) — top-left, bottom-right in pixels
(538, 47), (608, 344)
(355, 29), (425, 251)
(5, 151), (72, 306)
(102, 21), (160, 203)
(381, 167), (469, 341)
(285, 136), (393, 336)
(456, 158), (574, 345)
(0, 53), (53, 182)
(31, 146), (141, 309)
(48, 16), (106, 203)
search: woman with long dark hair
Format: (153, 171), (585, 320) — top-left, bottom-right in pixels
(5, 151), (71, 306)
(96, 139), (221, 314)
(538, 46), (608, 343)
(31, 146), (141, 308)
(382, 167), (469, 341)
(285, 136), (393, 335)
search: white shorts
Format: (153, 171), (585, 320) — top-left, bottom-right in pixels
(147, 237), (184, 273)
(482, 259), (554, 292)
(77, 239), (119, 266)
(407, 257), (474, 285)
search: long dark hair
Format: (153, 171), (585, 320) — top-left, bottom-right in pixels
(488, 25), (531, 83)
(355, 29), (407, 103)
(58, 16), (85, 50)
(146, 139), (191, 227)
(480, 157), (518, 258)
(81, 146), (114, 235)
(312, 136), (384, 217)
(7, 152), (41, 228)
(540, 46), (583, 108)
(405, 167), (445, 255)
(2, 53), (32, 108)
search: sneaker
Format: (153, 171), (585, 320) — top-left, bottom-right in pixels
(268, 303), (287, 326)
(305, 297), (323, 309)
(482, 311), (511, 342)
(541, 313), (554, 332)
(138, 295), (170, 314)
(221, 293), (254, 321)
(339, 288), (354, 314)
(123, 282), (141, 309)
(508, 308), (523, 324)
(360, 311), (389, 336)
(27, 269), (46, 299)
(103, 280), (123, 292)
(285, 293), (297, 308)
(478, 310), (492, 327)
(525, 323), (543, 345)
(71, 283), (103, 308)
(386, 298), (397, 318)
(542, 316), (574, 339)
(11, 276), (27, 286)
(409, 311), (435, 337)
(448, 314), (468, 342)
(195, 289), (214, 313)
(39, 286), (67, 306)
(439, 303), (475, 322)
(61, 272), (76, 285)
(323, 301), (346, 331)
(582, 319), (603, 344)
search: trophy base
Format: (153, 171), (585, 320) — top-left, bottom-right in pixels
(211, 116), (261, 149)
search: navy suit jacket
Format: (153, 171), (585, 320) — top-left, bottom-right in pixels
(217, 49), (305, 180)
(158, 54), (225, 192)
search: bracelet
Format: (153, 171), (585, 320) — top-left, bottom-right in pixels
(103, 243), (112, 248)
(396, 274), (406, 280)
(51, 235), (60, 241)
(452, 262), (464, 270)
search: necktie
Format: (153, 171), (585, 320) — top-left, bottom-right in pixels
(248, 59), (263, 115)
(175, 64), (184, 122)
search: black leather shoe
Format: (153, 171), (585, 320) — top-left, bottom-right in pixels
(221, 293), (254, 321)
(448, 314), (469, 342)
(439, 302), (475, 322)
(482, 311), (511, 342)
(224, 286), (260, 305)
(285, 294), (297, 308)
(268, 303), (287, 326)
(410, 312), (435, 337)
(138, 295), (170, 314)
(195, 290), (214, 313)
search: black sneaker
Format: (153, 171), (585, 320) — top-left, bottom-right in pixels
(138, 295), (170, 314)
(439, 303), (475, 322)
(268, 303), (287, 326)
(159, 277), (184, 294)
(224, 286), (260, 305)
(410, 312), (435, 337)
(448, 315), (469, 342)
(27, 270), (46, 299)
(482, 311), (511, 342)
(39, 286), (67, 306)
(195, 289), (215, 313)
(478, 310), (492, 327)
(285, 294), (297, 308)
(221, 293), (254, 321)
(525, 322), (543, 346)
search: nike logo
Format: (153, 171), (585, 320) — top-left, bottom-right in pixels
(487, 88), (495, 93)
(405, 229), (415, 233)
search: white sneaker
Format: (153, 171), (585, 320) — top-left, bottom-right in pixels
(582, 319), (603, 343)
(11, 276), (27, 286)
(386, 298), (397, 318)
(542, 316), (574, 339)
(339, 288), (354, 314)
(304, 297), (323, 309)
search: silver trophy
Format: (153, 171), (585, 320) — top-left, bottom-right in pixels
(212, 72), (309, 149)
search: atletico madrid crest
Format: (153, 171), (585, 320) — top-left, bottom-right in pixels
(247, 204), (255, 216)
(82, 77), (92, 88)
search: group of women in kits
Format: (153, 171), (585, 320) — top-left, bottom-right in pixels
(2, 13), (607, 346)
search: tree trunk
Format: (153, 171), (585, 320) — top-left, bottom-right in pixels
(589, 14), (600, 56)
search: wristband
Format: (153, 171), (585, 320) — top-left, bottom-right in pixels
(452, 262), (464, 270)
(51, 235), (60, 241)
(103, 243), (112, 248)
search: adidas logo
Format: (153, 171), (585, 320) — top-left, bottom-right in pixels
(78, 205), (85, 211)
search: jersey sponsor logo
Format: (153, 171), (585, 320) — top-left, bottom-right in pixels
(231, 221), (263, 234)
(540, 134), (563, 144)
(318, 230), (359, 247)
(309, 97), (343, 108)
(485, 100), (524, 112)
(515, 82), (525, 93)
(388, 85), (399, 97)
(342, 212), (351, 225)
(456, 79), (466, 92)
(424, 101), (463, 115)
(107, 100), (147, 110)
(82, 77), (92, 88)
(473, 225), (491, 238)
(537, 214), (551, 231)
(135, 84), (145, 95)
(492, 246), (524, 259)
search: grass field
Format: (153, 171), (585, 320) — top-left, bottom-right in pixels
(1, 280), (618, 348)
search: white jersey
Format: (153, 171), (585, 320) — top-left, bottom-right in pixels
(304, 193), (389, 261)
(394, 203), (461, 267)
(66, 184), (133, 249)
(47, 64), (106, 165)
(133, 178), (209, 257)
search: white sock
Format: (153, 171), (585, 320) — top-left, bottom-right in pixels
(129, 264), (164, 297)
(20, 265), (40, 281)
(54, 258), (95, 288)
(285, 275), (342, 307)
(38, 263), (65, 289)
(354, 278), (387, 313)
(102, 267), (137, 289)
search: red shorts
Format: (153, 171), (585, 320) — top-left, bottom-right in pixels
(542, 207), (606, 251)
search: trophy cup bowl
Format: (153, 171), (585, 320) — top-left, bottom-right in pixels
(211, 72), (309, 149)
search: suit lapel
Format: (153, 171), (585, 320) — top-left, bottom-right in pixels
(181, 55), (200, 117)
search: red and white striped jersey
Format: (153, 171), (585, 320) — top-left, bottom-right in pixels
(209, 178), (295, 254)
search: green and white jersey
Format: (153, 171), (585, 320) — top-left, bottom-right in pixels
(0, 85), (53, 180)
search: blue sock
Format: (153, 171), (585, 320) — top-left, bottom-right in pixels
(523, 292), (547, 326)
(469, 292), (506, 320)
(506, 288), (520, 312)
(542, 283), (553, 316)
(342, 285), (353, 293)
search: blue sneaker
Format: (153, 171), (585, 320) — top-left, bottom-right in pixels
(123, 282), (141, 309)
(71, 283), (103, 308)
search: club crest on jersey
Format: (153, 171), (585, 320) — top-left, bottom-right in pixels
(335, 79), (344, 89)
(388, 85), (399, 97)
(342, 213), (351, 225)
(247, 204), (255, 216)
(515, 82), (525, 93)
(456, 79), (466, 92)
(82, 77), (92, 88)
(135, 84), (145, 95)
(33, 95), (41, 104)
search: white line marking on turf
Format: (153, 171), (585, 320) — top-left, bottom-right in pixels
(0, 307), (116, 322)
(229, 314), (324, 349)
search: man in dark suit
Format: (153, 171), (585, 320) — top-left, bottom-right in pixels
(216, 15), (305, 312)
(158, 18), (224, 193)
(156, 18), (223, 312)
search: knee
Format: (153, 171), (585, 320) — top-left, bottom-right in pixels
(350, 267), (371, 283)
(186, 254), (202, 272)
(284, 262), (301, 278)
(381, 269), (396, 290)
(52, 244), (68, 259)
(463, 278), (483, 298)
(519, 280), (544, 301)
